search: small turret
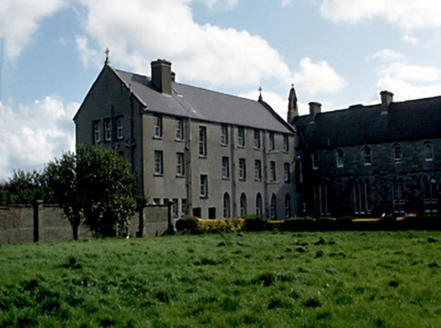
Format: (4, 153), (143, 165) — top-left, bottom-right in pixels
(287, 84), (298, 124)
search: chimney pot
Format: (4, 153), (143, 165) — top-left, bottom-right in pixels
(309, 102), (322, 119)
(380, 90), (393, 106)
(151, 59), (172, 94)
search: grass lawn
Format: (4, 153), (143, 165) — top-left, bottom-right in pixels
(1, 230), (441, 327)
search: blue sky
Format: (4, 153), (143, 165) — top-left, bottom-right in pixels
(1, 0), (441, 180)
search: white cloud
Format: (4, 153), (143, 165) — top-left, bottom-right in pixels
(280, 0), (292, 7)
(0, 0), (65, 62)
(368, 49), (404, 62)
(73, 0), (291, 89)
(198, 0), (238, 10)
(376, 62), (441, 101)
(293, 57), (346, 96)
(403, 35), (418, 45)
(320, 0), (441, 30)
(0, 97), (77, 181)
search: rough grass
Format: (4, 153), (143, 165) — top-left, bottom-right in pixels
(1, 231), (441, 327)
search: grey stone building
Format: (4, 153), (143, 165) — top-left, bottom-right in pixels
(74, 59), (296, 220)
(291, 89), (441, 217)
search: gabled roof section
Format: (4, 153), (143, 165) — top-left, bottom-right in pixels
(295, 95), (441, 148)
(113, 68), (294, 134)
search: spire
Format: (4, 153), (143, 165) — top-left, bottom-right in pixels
(105, 48), (110, 65)
(287, 83), (298, 124)
(258, 86), (263, 102)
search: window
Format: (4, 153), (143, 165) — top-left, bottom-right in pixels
(104, 118), (111, 141)
(200, 175), (208, 198)
(176, 153), (185, 176)
(222, 157), (230, 179)
(153, 115), (162, 138)
(208, 208), (216, 219)
(283, 135), (289, 152)
(256, 193), (263, 217)
(354, 181), (371, 215)
(223, 193), (231, 218)
(269, 132), (275, 151)
(221, 124), (229, 145)
(172, 198), (179, 217)
(238, 127), (245, 147)
(296, 156), (303, 184)
(93, 120), (101, 143)
(392, 178), (405, 213)
(285, 194), (291, 218)
(423, 177), (438, 213)
(254, 160), (262, 181)
(181, 199), (187, 216)
(154, 151), (163, 175)
(254, 129), (261, 149)
(363, 146), (372, 165)
(116, 117), (123, 140)
(336, 149), (344, 168)
(270, 194), (277, 219)
(270, 161), (276, 181)
(393, 144), (401, 163)
(239, 158), (246, 180)
(315, 183), (329, 216)
(284, 163), (290, 182)
(240, 193), (247, 216)
(312, 152), (319, 170)
(199, 126), (207, 157)
(175, 119), (184, 141)
(423, 141), (434, 161)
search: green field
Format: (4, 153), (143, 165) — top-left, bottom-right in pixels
(1, 231), (441, 327)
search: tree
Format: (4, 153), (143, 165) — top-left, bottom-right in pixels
(0, 170), (47, 205)
(44, 144), (137, 239)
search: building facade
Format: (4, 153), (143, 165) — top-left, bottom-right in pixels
(291, 90), (441, 217)
(74, 59), (296, 220)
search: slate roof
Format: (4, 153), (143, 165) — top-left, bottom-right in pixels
(294, 96), (441, 148)
(113, 67), (294, 134)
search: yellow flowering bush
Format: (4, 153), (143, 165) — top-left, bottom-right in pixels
(197, 218), (245, 233)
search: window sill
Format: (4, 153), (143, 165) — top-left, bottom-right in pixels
(154, 174), (163, 177)
(199, 155), (207, 159)
(239, 178), (246, 181)
(222, 177), (230, 180)
(220, 143), (229, 147)
(153, 136), (163, 140)
(175, 139), (184, 143)
(176, 174), (185, 179)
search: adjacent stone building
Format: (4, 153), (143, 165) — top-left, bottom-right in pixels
(291, 89), (441, 217)
(74, 59), (296, 220)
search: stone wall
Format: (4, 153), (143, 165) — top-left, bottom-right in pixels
(0, 203), (170, 244)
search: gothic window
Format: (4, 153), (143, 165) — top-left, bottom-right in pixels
(256, 193), (263, 217)
(423, 141), (434, 161)
(240, 193), (247, 216)
(393, 143), (401, 163)
(336, 149), (344, 168)
(223, 193), (231, 218)
(423, 177), (438, 213)
(354, 180), (371, 215)
(314, 183), (329, 216)
(285, 194), (291, 218)
(270, 194), (277, 219)
(362, 146), (372, 165)
(392, 178), (405, 214)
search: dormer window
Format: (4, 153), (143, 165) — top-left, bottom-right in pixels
(363, 146), (372, 166)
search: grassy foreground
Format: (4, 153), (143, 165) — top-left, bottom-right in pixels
(1, 231), (441, 327)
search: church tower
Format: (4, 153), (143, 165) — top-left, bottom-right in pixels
(287, 84), (298, 125)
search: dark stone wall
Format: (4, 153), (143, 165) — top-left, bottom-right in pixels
(298, 138), (441, 217)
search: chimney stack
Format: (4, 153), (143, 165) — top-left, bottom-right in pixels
(309, 102), (322, 119)
(151, 59), (172, 95)
(380, 90), (393, 106)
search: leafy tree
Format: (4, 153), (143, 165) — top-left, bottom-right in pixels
(44, 144), (137, 239)
(0, 170), (47, 205)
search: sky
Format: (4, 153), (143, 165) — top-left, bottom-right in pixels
(1, 0), (441, 181)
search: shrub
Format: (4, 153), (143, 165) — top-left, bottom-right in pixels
(197, 218), (245, 233)
(175, 216), (200, 234)
(242, 215), (267, 231)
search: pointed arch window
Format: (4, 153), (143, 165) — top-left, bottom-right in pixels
(362, 146), (372, 166)
(240, 193), (247, 216)
(392, 178), (405, 213)
(423, 141), (434, 161)
(354, 180), (372, 215)
(314, 183), (329, 216)
(423, 177), (438, 213)
(256, 193), (263, 217)
(393, 144), (402, 163)
(223, 192), (231, 218)
(270, 194), (277, 220)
